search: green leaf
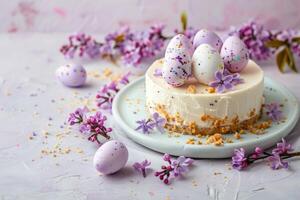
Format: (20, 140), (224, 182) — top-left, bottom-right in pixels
(276, 49), (287, 73)
(292, 37), (300, 43)
(265, 39), (286, 48)
(180, 11), (187, 31)
(285, 47), (298, 73)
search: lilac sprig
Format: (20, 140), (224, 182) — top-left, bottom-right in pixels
(155, 154), (194, 184)
(133, 160), (151, 177)
(232, 138), (300, 170)
(231, 20), (300, 72)
(60, 25), (167, 67)
(96, 73), (131, 111)
(68, 108), (112, 144)
(135, 112), (166, 134)
(60, 33), (101, 59)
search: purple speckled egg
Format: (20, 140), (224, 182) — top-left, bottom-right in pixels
(220, 36), (249, 73)
(162, 34), (192, 87)
(55, 64), (87, 87)
(93, 140), (128, 175)
(193, 29), (223, 52)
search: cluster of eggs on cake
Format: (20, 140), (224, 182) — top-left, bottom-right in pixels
(162, 29), (249, 87)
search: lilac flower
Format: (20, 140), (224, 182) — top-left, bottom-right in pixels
(96, 82), (119, 110)
(119, 72), (131, 85)
(268, 154), (289, 170)
(68, 107), (89, 125)
(155, 154), (194, 185)
(121, 25), (166, 66)
(153, 68), (162, 76)
(133, 159), (151, 177)
(209, 71), (234, 93)
(163, 153), (172, 162)
(223, 69), (244, 85)
(232, 148), (248, 170)
(135, 119), (154, 134)
(60, 33), (101, 59)
(68, 108), (112, 144)
(82, 112), (112, 144)
(250, 147), (263, 159)
(170, 156), (194, 177)
(229, 21), (273, 60)
(272, 138), (293, 155)
(264, 102), (283, 122)
(150, 112), (166, 133)
(231, 138), (300, 171)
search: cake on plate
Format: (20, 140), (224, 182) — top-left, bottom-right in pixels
(145, 30), (267, 135)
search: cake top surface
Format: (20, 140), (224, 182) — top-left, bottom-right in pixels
(146, 59), (264, 96)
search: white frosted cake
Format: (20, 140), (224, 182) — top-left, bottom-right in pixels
(145, 59), (264, 135)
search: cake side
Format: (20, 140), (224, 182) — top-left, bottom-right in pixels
(145, 59), (265, 135)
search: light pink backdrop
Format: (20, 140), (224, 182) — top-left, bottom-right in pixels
(1, 0), (300, 33)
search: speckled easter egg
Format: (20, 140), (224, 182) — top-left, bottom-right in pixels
(193, 29), (223, 52)
(162, 34), (193, 87)
(93, 140), (128, 175)
(192, 44), (224, 85)
(220, 36), (249, 73)
(55, 64), (87, 87)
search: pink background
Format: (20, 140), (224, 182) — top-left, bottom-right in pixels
(1, 0), (300, 33)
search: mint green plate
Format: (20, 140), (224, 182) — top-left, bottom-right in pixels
(112, 77), (299, 158)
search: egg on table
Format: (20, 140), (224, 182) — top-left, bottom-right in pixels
(193, 29), (223, 52)
(192, 44), (224, 85)
(220, 36), (249, 73)
(93, 140), (128, 175)
(56, 64), (87, 87)
(162, 34), (193, 87)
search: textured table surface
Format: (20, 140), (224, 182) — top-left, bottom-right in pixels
(0, 33), (300, 200)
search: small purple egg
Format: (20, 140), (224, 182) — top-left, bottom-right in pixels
(55, 64), (87, 87)
(93, 140), (128, 175)
(193, 29), (223, 52)
(221, 36), (249, 73)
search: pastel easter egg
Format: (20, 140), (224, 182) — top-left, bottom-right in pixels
(93, 140), (128, 175)
(162, 34), (193, 87)
(220, 36), (249, 73)
(192, 44), (224, 85)
(193, 29), (223, 52)
(56, 64), (87, 87)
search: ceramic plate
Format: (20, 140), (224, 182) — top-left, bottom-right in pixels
(112, 77), (299, 158)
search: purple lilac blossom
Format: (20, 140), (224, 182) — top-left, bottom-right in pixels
(209, 71), (234, 93)
(150, 112), (166, 133)
(135, 119), (155, 134)
(264, 102), (283, 122)
(232, 148), (248, 170)
(133, 159), (151, 177)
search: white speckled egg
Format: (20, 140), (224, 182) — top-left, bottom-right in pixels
(192, 44), (224, 85)
(193, 29), (223, 52)
(220, 36), (249, 73)
(93, 140), (128, 175)
(162, 34), (193, 87)
(55, 64), (87, 87)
